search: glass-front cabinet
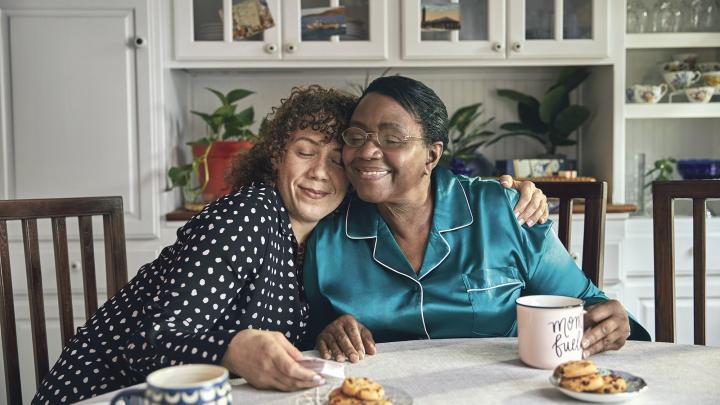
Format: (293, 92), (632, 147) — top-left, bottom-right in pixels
(402, 0), (609, 60)
(174, 0), (387, 61)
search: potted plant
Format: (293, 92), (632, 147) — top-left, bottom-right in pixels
(491, 67), (591, 158)
(440, 102), (496, 176)
(168, 87), (257, 210)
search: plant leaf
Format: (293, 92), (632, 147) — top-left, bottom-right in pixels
(449, 103), (481, 132)
(553, 105), (590, 136)
(548, 131), (578, 146)
(226, 88), (254, 104)
(484, 131), (548, 149)
(207, 88), (228, 105)
(168, 164), (193, 188)
(518, 102), (548, 133)
(235, 107), (254, 126)
(496, 89), (538, 106)
(499, 122), (531, 132)
(555, 67), (590, 93)
(539, 85), (567, 124)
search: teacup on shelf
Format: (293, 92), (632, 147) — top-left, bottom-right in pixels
(626, 84), (668, 104)
(672, 53), (698, 69)
(685, 87), (715, 103)
(697, 62), (720, 73)
(659, 61), (690, 72)
(702, 71), (720, 88)
(663, 70), (702, 91)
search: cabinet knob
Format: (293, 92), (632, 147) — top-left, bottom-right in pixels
(264, 43), (278, 54)
(286, 43), (298, 53)
(134, 37), (146, 48)
(492, 42), (504, 52)
(512, 42), (523, 52)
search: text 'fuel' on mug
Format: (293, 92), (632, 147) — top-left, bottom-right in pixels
(516, 295), (584, 369)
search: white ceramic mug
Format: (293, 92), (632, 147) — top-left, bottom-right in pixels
(110, 364), (231, 405)
(516, 295), (584, 369)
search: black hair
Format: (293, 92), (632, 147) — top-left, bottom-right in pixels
(359, 75), (448, 147)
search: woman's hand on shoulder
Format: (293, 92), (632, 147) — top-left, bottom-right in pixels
(222, 329), (324, 391)
(316, 314), (376, 363)
(582, 299), (631, 358)
(498, 175), (549, 227)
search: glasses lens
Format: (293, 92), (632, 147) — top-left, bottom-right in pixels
(378, 129), (407, 148)
(342, 128), (367, 147)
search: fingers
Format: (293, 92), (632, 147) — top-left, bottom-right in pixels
(271, 352), (321, 385)
(583, 325), (630, 358)
(360, 327), (377, 356)
(336, 326), (361, 363)
(317, 332), (345, 362)
(582, 300), (630, 357)
(342, 321), (365, 362)
(511, 181), (534, 225)
(316, 338), (331, 360)
(498, 175), (513, 188)
(517, 190), (545, 227)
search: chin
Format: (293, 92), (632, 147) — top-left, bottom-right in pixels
(354, 189), (387, 204)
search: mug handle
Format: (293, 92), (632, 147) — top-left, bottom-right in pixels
(110, 388), (145, 405)
(659, 83), (668, 98)
(691, 71), (702, 85)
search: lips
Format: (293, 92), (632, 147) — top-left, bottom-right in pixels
(298, 186), (330, 199)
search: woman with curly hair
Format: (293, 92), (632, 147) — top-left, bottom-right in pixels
(33, 85), (547, 404)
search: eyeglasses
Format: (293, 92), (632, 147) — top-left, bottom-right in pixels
(341, 127), (425, 149)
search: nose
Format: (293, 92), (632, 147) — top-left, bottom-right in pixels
(308, 156), (331, 181)
(355, 134), (383, 160)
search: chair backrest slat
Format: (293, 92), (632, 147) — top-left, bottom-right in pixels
(78, 216), (98, 319)
(21, 219), (49, 388)
(652, 180), (718, 345)
(692, 199), (706, 345)
(51, 218), (74, 346)
(0, 221), (22, 404)
(533, 181), (607, 288)
(0, 196), (127, 404)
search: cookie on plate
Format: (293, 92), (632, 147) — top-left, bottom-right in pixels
(593, 374), (628, 394)
(553, 360), (598, 378)
(341, 377), (386, 401)
(329, 387), (364, 405)
(559, 373), (605, 392)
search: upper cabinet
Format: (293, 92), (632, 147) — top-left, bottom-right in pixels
(402, 0), (609, 60)
(174, 0), (387, 61)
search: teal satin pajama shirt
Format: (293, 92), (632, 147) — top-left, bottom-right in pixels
(303, 168), (649, 344)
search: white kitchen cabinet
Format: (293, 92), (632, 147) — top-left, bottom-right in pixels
(402, 0), (609, 61)
(174, 0), (388, 61)
(0, 0), (161, 239)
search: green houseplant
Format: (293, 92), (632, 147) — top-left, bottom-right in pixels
(168, 87), (257, 210)
(492, 67), (591, 157)
(440, 102), (496, 176)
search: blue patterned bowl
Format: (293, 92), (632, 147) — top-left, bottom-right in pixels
(677, 159), (720, 180)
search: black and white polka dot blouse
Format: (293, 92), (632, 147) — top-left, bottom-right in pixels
(33, 184), (309, 404)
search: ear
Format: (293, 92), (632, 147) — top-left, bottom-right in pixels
(424, 142), (444, 174)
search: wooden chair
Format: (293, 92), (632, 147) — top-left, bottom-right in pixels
(533, 181), (608, 288)
(0, 196), (128, 404)
(652, 180), (720, 345)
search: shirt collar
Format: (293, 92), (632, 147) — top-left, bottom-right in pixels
(345, 167), (473, 238)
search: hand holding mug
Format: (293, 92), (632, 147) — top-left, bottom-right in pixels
(581, 299), (631, 359)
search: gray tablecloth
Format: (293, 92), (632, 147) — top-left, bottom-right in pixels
(78, 338), (720, 404)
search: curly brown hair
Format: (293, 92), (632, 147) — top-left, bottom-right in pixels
(226, 85), (357, 190)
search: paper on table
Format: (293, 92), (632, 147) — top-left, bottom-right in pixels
(298, 357), (345, 379)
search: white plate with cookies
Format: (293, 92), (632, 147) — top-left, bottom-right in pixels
(549, 360), (647, 403)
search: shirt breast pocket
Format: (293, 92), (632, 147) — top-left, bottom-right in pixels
(462, 267), (524, 337)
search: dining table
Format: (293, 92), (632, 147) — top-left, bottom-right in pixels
(77, 337), (720, 404)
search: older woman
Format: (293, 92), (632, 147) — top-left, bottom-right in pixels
(33, 85), (546, 404)
(303, 76), (650, 364)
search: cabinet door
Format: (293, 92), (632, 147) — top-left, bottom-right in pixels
(507, 0), (608, 59)
(282, 0), (387, 60)
(174, 0), (282, 60)
(402, 0), (505, 60)
(0, 0), (158, 239)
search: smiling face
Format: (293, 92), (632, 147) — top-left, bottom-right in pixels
(342, 92), (442, 205)
(274, 129), (348, 231)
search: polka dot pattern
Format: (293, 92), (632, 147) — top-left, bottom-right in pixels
(32, 185), (309, 404)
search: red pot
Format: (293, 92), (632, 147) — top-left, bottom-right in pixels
(191, 140), (253, 202)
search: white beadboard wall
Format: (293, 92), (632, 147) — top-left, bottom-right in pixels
(181, 67), (580, 166)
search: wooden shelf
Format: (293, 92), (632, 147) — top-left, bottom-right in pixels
(625, 103), (720, 119)
(626, 32), (720, 49)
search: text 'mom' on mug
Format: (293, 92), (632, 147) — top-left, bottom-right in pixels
(516, 295), (584, 370)
(110, 364), (231, 405)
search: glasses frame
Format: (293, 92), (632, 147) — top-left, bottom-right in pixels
(341, 127), (426, 149)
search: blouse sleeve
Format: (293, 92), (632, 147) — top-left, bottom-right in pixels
(125, 193), (272, 372)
